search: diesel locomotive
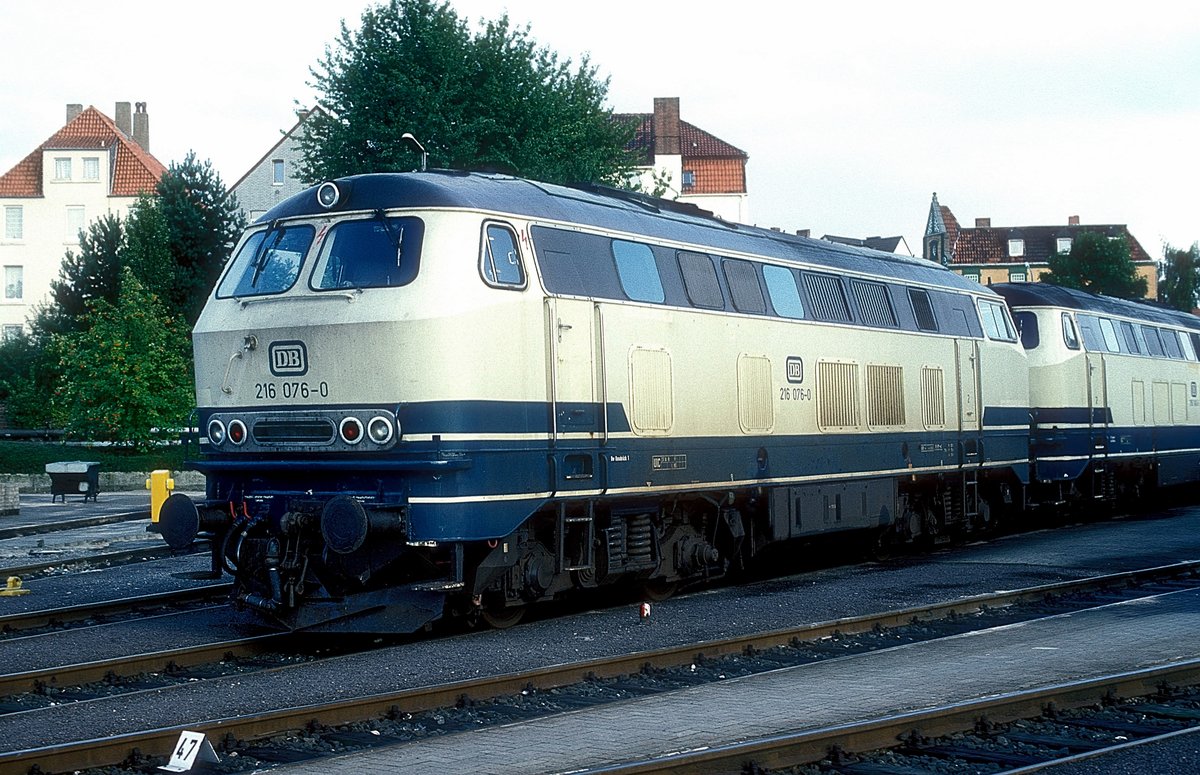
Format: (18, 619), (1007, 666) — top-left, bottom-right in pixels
(157, 170), (1199, 633)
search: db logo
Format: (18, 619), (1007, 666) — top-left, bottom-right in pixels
(786, 356), (804, 384)
(269, 341), (308, 376)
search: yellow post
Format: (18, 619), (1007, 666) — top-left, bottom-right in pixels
(146, 469), (175, 523)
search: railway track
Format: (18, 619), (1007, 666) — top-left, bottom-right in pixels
(607, 660), (1200, 774)
(3, 560), (1198, 774)
(0, 582), (230, 637)
(0, 509), (151, 541)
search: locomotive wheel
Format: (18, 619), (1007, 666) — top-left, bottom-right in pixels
(641, 579), (678, 602)
(481, 604), (526, 629)
(871, 527), (899, 561)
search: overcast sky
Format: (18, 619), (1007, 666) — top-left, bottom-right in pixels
(2, 1), (1197, 257)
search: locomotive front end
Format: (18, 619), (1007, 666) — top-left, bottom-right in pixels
(160, 177), (469, 633)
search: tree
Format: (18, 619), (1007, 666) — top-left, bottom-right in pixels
(299, 0), (637, 186)
(1040, 231), (1149, 299)
(0, 332), (66, 430)
(1158, 242), (1200, 312)
(54, 268), (193, 450)
(123, 194), (175, 303)
(36, 212), (126, 336)
(156, 151), (246, 325)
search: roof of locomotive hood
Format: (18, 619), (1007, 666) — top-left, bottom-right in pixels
(259, 170), (985, 295)
(993, 282), (1200, 331)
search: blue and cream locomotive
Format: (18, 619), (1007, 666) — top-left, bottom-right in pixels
(996, 282), (1200, 502)
(160, 171), (1125, 633)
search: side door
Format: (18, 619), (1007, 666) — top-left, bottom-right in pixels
(546, 297), (603, 490)
(1086, 352), (1109, 452)
(955, 338), (981, 433)
(955, 338), (982, 469)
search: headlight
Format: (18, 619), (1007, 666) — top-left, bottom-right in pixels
(339, 416), (364, 445)
(367, 415), (394, 445)
(316, 181), (341, 209)
(207, 419), (226, 445)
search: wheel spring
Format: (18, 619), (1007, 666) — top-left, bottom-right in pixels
(626, 515), (654, 565)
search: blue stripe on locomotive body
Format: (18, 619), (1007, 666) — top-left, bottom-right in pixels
(995, 282), (1200, 489)
(196, 398), (1030, 542)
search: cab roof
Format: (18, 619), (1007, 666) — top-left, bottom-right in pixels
(994, 282), (1200, 331)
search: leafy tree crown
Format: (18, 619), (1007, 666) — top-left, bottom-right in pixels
(299, 0), (637, 185)
(1039, 231), (1149, 300)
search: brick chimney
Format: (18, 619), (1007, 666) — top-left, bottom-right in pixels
(66, 104), (83, 123)
(652, 97), (681, 157)
(1068, 215), (1080, 225)
(133, 102), (149, 150)
(975, 217), (991, 228)
(115, 102), (132, 137)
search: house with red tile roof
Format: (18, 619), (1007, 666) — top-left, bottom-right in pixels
(0, 103), (166, 338)
(616, 97), (749, 223)
(921, 193), (1157, 299)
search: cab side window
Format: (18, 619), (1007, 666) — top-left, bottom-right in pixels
(1062, 313), (1080, 350)
(978, 299), (1015, 341)
(481, 223), (525, 288)
(1014, 311), (1039, 349)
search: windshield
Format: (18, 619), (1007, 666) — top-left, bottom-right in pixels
(217, 225), (315, 298)
(309, 216), (424, 290)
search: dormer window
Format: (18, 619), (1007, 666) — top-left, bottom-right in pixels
(681, 170), (695, 189)
(1008, 238), (1025, 257)
(1056, 237), (1072, 253)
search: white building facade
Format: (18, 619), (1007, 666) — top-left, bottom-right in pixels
(0, 103), (165, 338)
(231, 108), (324, 223)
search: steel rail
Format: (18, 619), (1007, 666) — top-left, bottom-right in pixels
(0, 582), (231, 634)
(0, 509), (150, 540)
(0, 540), (211, 580)
(1, 559), (1197, 774)
(0, 630), (288, 697)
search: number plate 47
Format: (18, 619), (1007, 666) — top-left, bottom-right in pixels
(159, 730), (220, 772)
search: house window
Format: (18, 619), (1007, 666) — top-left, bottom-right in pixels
(1057, 237), (1072, 253)
(272, 159), (285, 185)
(3, 265), (22, 300)
(2, 324), (22, 342)
(3, 206), (21, 240)
(65, 206), (85, 242)
(54, 158), (72, 180)
(1008, 239), (1025, 257)
(963, 272), (981, 283)
(1009, 271), (1026, 283)
(681, 170), (695, 189)
(83, 157), (100, 181)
